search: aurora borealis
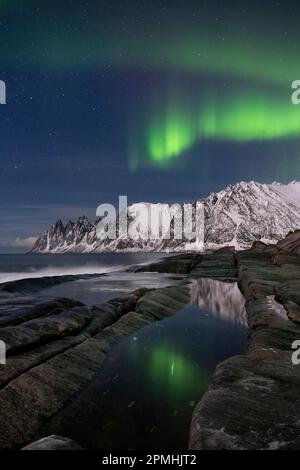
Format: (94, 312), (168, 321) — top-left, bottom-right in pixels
(133, 87), (300, 167)
(1, 0), (300, 249)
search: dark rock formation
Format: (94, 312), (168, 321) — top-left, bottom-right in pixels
(130, 250), (237, 282)
(189, 231), (300, 450)
(1, 230), (300, 450)
(0, 278), (189, 450)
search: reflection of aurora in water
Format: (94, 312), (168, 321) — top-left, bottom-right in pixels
(125, 281), (247, 406)
(42, 277), (248, 449)
(146, 343), (209, 402)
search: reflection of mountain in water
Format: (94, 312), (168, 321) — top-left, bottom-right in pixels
(189, 278), (247, 327)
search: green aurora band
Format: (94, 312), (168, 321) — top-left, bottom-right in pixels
(2, 3), (299, 171)
(1, 6), (299, 88)
(25, 31), (300, 87)
(130, 89), (300, 168)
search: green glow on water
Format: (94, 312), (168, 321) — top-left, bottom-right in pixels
(148, 343), (209, 402)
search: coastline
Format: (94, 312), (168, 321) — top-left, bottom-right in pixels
(0, 237), (299, 449)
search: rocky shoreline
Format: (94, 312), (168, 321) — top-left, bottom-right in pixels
(190, 237), (300, 450)
(0, 274), (191, 449)
(0, 232), (300, 449)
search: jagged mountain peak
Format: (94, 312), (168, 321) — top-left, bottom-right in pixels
(65, 220), (75, 229)
(51, 219), (64, 229)
(76, 215), (91, 223)
(32, 180), (300, 253)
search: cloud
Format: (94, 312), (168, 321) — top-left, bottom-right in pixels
(0, 236), (38, 248)
(11, 236), (38, 248)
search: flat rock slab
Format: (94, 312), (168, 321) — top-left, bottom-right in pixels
(0, 280), (190, 450)
(190, 351), (300, 450)
(190, 247), (300, 450)
(130, 251), (238, 282)
(2, 244), (300, 450)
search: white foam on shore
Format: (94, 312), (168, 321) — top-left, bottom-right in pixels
(0, 264), (124, 284)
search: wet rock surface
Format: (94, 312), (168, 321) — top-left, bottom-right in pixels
(189, 236), (300, 450)
(1, 232), (300, 450)
(130, 249), (237, 282)
(0, 272), (189, 449)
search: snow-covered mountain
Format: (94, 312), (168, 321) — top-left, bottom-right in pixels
(32, 180), (300, 253)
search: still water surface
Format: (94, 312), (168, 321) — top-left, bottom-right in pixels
(41, 277), (248, 449)
(0, 254), (247, 448)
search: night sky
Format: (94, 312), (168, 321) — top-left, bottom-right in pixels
(1, 0), (300, 251)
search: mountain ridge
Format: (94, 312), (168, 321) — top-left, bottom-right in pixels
(32, 180), (300, 253)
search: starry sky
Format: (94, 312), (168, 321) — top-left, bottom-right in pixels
(1, 0), (300, 251)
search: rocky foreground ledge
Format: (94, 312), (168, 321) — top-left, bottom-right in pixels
(190, 233), (300, 450)
(0, 273), (192, 449)
(132, 233), (300, 449)
(0, 232), (300, 449)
